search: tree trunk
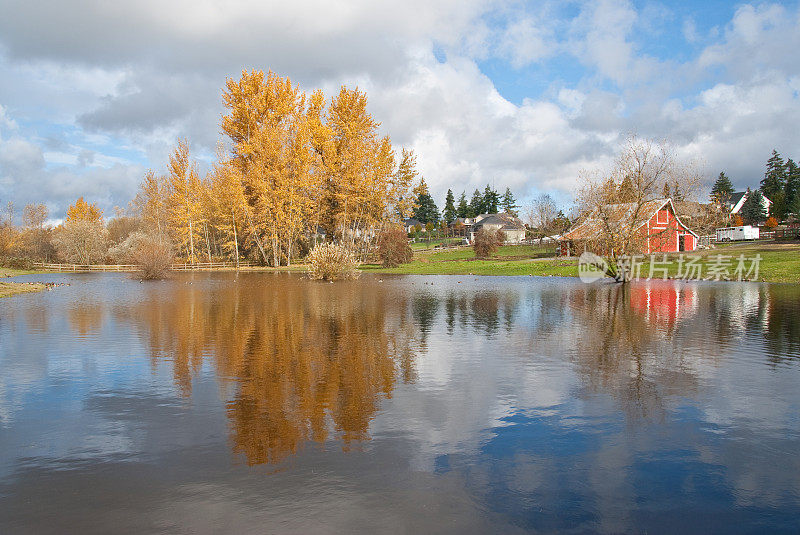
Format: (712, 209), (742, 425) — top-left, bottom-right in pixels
(232, 212), (239, 269)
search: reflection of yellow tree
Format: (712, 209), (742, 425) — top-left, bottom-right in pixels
(68, 301), (104, 337)
(117, 277), (417, 464)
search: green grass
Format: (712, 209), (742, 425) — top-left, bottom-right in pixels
(632, 243), (800, 283)
(410, 238), (464, 250)
(364, 241), (800, 282)
(0, 281), (45, 298)
(0, 266), (45, 277)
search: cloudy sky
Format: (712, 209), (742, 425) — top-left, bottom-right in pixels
(0, 0), (799, 219)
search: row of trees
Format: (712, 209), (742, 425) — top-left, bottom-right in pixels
(1, 70), (424, 268)
(412, 184), (520, 225)
(132, 70), (422, 267)
(710, 149), (800, 222)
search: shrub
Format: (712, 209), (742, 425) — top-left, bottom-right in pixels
(473, 228), (504, 258)
(52, 219), (108, 264)
(307, 243), (360, 281)
(377, 225), (412, 267)
(110, 231), (173, 280)
(765, 216), (779, 229)
(0, 257), (33, 270)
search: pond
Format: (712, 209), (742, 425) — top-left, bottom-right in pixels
(1, 273), (799, 533)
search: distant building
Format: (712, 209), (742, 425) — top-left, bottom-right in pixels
(558, 198), (697, 256)
(402, 218), (422, 233)
(728, 191), (771, 215)
(467, 213), (526, 244)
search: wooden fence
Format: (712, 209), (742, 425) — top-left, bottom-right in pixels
(33, 261), (254, 273)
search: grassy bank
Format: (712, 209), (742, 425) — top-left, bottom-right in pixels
(364, 242), (800, 283)
(0, 281), (45, 298)
(0, 267), (46, 277)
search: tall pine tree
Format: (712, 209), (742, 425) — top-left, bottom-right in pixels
(710, 171), (735, 205)
(413, 180), (439, 224)
(456, 191), (469, 218)
(762, 149), (787, 219)
(740, 189), (767, 225)
(785, 159), (800, 217)
(482, 184), (500, 214)
(442, 189), (457, 223)
(500, 187), (519, 216)
(469, 189), (483, 217)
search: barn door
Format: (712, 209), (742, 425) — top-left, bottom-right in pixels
(679, 235), (685, 252)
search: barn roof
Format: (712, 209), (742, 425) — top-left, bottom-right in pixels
(561, 198), (698, 242)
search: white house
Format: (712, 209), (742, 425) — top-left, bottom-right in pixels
(728, 191), (771, 215)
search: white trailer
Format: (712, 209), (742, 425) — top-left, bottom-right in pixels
(715, 225), (760, 241)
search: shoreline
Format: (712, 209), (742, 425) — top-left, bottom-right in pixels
(0, 281), (46, 298)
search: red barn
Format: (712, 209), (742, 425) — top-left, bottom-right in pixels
(559, 198), (697, 256)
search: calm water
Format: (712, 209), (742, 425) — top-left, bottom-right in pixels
(1, 273), (799, 534)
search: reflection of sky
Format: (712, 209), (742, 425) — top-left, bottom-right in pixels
(1, 273), (799, 533)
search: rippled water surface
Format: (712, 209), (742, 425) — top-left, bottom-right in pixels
(1, 273), (799, 533)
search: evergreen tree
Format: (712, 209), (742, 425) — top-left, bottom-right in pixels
(456, 191), (469, 218)
(482, 184), (500, 213)
(442, 189), (457, 223)
(740, 189), (767, 225)
(469, 189), (483, 216)
(662, 181), (671, 199)
(413, 189), (439, 225)
(500, 187), (519, 216)
(710, 171), (735, 205)
(553, 210), (571, 233)
(785, 158), (800, 216)
(761, 150), (786, 209)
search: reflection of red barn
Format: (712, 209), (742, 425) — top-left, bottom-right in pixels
(558, 198), (698, 256)
(630, 283), (698, 331)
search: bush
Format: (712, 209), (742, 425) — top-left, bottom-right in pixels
(377, 225), (413, 267)
(0, 257), (33, 270)
(53, 219), (108, 264)
(473, 228), (504, 258)
(110, 231), (173, 280)
(765, 216), (779, 229)
(307, 243), (360, 281)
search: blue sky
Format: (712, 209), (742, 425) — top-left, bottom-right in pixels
(1, 0), (799, 220)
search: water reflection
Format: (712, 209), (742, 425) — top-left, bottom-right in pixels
(114, 278), (419, 464)
(1, 274), (799, 533)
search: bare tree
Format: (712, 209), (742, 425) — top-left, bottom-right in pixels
(22, 203), (50, 260)
(575, 136), (701, 279)
(53, 220), (108, 265)
(525, 193), (559, 243)
(110, 231), (173, 279)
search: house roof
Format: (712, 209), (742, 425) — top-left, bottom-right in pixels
(561, 198), (698, 242)
(473, 213), (525, 230)
(402, 218), (421, 227)
(728, 191), (747, 208)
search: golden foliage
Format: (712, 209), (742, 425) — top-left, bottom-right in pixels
(65, 197), (103, 223)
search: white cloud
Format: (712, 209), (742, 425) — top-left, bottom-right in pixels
(0, 0), (798, 214)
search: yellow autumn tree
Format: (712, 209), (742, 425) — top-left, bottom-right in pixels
(135, 170), (168, 236)
(209, 160), (248, 267)
(65, 196), (103, 223)
(54, 197), (108, 264)
(165, 139), (204, 263)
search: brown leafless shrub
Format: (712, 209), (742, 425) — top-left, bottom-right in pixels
(377, 225), (413, 267)
(307, 243), (360, 281)
(110, 231), (173, 280)
(53, 219), (108, 264)
(473, 228), (504, 258)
